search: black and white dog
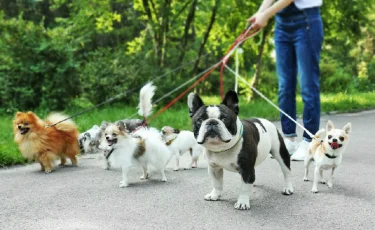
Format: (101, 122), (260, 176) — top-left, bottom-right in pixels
(188, 90), (293, 210)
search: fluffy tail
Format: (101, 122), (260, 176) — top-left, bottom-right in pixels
(138, 82), (156, 118)
(46, 113), (78, 132)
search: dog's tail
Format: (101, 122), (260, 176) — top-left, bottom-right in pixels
(138, 82), (156, 118)
(46, 113), (78, 133)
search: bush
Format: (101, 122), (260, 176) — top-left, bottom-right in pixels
(0, 14), (81, 113)
(320, 61), (353, 93)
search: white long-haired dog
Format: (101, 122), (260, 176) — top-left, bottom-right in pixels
(102, 83), (173, 187)
(161, 126), (204, 171)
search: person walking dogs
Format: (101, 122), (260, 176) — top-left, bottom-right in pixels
(248, 0), (324, 161)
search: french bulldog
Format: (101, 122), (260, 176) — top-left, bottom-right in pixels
(188, 90), (293, 210)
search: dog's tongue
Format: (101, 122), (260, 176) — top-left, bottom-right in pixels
(330, 142), (339, 149)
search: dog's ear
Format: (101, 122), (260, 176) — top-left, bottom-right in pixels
(116, 121), (127, 132)
(343, 122), (352, 135)
(188, 93), (204, 118)
(326, 120), (335, 132)
(221, 90), (239, 115)
(100, 121), (110, 130)
(173, 129), (180, 134)
(15, 112), (22, 117)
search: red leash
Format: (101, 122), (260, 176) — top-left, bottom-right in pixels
(148, 25), (259, 122)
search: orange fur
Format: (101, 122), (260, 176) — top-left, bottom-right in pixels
(13, 111), (79, 173)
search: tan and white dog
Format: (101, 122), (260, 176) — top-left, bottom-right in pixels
(304, 120), (352, 193)
(161, 126), (204, 171)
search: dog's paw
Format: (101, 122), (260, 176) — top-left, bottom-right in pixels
(204, 192), (221, 201)
(327, 182), (333, 188)
(140, 174), (149, 180)
(119, 181), (129, 188)
(282, 188), (294, 195)
(173, 168), (179, 171)
(311, 188), (319, 193)
(303, 177), (309, 182)
(319, 179), (326, 184)
(234, 200), (250, 210)
(44, 168), (52, 174)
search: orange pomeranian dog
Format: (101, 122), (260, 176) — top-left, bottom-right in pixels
(13, 111), (80, 173)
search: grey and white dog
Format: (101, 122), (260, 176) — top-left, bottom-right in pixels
(78, 125), (101, 154)
(188, 90), (293, 210)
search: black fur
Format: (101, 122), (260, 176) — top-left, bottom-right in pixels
(251, 118), (267, 133)
(237, 119), (261, 184)
(221, 90), (239, 115)
(189, 94), (205, 117)
(277, 130), (291, 170)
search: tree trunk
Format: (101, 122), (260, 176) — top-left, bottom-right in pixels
(247, 21), (273, 102)
(192, 0), (221, 77)
(178, 0), (198, 63)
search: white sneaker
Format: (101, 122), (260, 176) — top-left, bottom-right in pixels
(284, 138), (298, 156)
(291, 140), (309, 161)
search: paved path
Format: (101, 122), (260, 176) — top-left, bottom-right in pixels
(1, 110), (375, 230)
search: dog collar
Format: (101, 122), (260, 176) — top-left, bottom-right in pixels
(105, 148), (115, 160)
(324, 153), (337, 159)
(211, 124), (244, 153)
(165, 137), (177, 146)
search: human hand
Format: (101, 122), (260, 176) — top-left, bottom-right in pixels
(247, 11), (270, 30)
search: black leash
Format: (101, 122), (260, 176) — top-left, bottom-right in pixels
(105, 149), (115, 160)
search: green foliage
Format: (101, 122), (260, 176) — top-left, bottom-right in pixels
(0, 14), (81, 113)
(0, 0), (374, 113)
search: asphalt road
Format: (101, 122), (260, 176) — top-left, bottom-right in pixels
(1, 110), (375, 230)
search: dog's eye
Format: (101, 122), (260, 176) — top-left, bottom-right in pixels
(221, 117), (228, 123)
(197, 118), (203, 124)
(328, 135), (332, 139)
(112, 133), (117, 137)
(24, 122), (28, 126)
(162, 130), (166, 135)
(339, 136), (344, 141)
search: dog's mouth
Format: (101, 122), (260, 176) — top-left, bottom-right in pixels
(199, 129), (231, 144)
(18, 127), (30, 135)
(329, 142), (342, 150)
(107, 138), (118, 147)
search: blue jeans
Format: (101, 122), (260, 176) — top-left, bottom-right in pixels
(275, 3), (323, 142)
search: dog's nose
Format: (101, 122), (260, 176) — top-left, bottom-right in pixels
(106, 136), (109, 140)
(332, 138), (338, 142)
(207, 120), (218, 126)
(18, 125), (22, 129)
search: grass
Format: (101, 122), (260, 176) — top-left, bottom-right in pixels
(1, 91), (375, 167)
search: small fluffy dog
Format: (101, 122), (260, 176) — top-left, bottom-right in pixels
(79, 125), (101, 154)
(104, 122), (172, 187)
(188, 90), (293, 210)
(304, 120), (352, 193)
(161, 126), (204, 171)
(13, 112), (79, 173)
(101, 83), (172, 187)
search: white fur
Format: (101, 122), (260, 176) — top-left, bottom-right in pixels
(304, 120), (352, 193)
(162, 130), (204, 171)
(206, 107), (220, 118)
(106, 127), (173, 187)
(138, 82), (156, 117)
(99, 82), (157, 169)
